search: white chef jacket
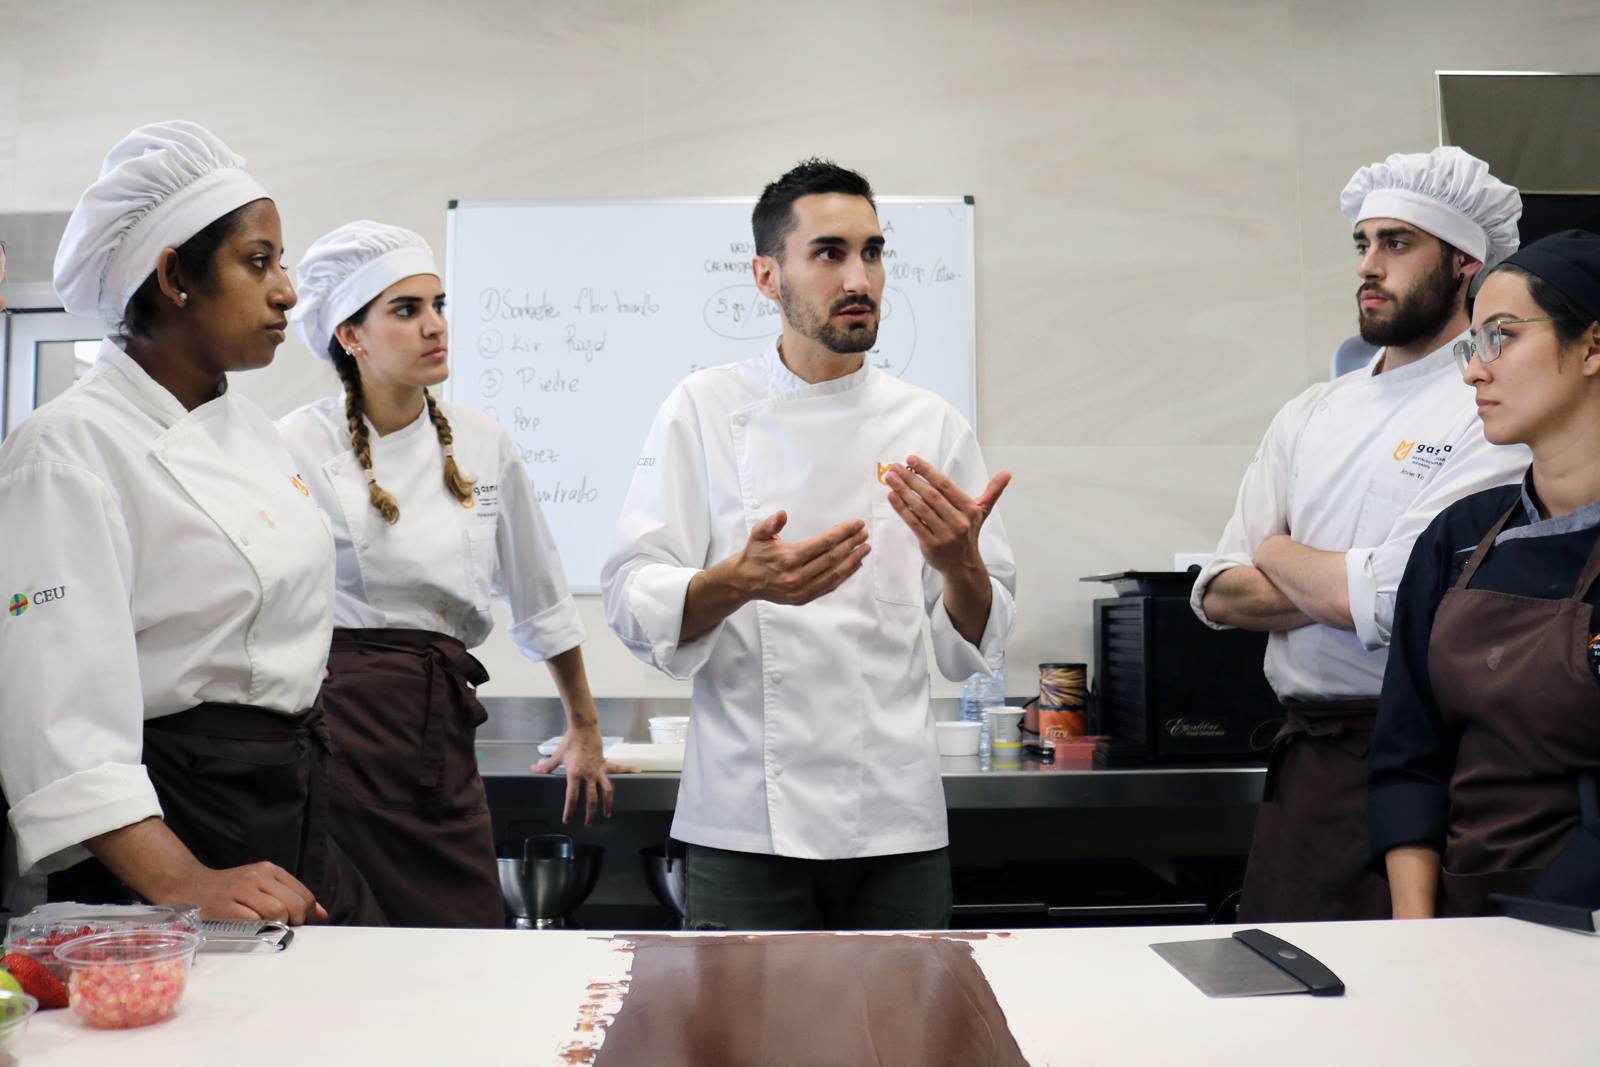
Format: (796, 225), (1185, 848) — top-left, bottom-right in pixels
(0, 341), (336, 874)
(1191, 337), (1528, 700)
(602, 342), (1017, 859)
(275, 397), (584, 660)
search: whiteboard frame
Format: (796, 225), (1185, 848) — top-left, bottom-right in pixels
(443, 195), (978, 593)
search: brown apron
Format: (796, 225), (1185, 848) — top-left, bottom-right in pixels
(49, 700), (385, 926)
(1238, 699), (1393, 922)
(319, 627), (503, 928)
(1424, 504), (1600, 916)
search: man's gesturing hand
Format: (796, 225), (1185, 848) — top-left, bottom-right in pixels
(733, 510), (871, 605)
(882, 458), (1010, 578)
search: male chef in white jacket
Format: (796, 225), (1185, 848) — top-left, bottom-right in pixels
(1192, 147), (1530, 922)
(603, 160), (1016, 930)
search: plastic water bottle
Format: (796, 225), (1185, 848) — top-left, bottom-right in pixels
(961, 660), (1006, 751)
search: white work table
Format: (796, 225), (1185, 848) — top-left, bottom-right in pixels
(12, 917), (1597, 1066)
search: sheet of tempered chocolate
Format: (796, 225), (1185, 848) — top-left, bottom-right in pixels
(587, 933), (1027, 1067)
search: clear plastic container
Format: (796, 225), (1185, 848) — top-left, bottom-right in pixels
(5, 904), (201, 982)
(0, 990), (38, 1048)
(54, 929), (200, 1030)
(648, 716), (691, 744)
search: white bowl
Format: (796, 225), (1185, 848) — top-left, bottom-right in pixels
(647, 716), (690, 745)
(935, 720), (982, 756)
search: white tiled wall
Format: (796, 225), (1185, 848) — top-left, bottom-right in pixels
(3, 0), (1594, 697)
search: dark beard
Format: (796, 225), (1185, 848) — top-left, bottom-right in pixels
(1358, 248), (1460, 347)
(779, 279), (879, 354)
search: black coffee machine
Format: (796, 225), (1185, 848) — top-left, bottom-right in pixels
(1082, 571), (1281, 764)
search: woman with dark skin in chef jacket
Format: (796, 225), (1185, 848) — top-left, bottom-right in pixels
(0, 122), (381, 924)
(1369, 230), (1600, 917)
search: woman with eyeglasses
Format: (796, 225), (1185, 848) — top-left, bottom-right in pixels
(1369, 229), (1600, 918)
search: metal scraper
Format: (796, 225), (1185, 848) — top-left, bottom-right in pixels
(1151, 928), (1344, 998)
(199, 919), (294, 953)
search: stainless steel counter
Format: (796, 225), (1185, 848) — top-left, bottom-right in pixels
(477, 697), (1266, 812)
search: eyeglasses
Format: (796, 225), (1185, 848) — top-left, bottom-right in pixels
(1453, 316), (1581, 375)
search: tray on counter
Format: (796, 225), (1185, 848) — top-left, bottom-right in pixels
(1081, 571), (1199, 597)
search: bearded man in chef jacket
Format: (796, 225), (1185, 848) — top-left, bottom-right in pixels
(603, 159), (1016, 931)
(1193, 147), (1531, 922)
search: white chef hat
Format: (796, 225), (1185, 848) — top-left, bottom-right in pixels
(292, 220), (438, 361)
(53, 120), (271, 322)
(1340, 146), (1522, 268)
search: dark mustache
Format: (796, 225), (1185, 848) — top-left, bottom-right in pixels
(832, 297), (876, 314)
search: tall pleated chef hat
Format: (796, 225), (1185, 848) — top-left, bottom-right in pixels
(1340, 146), (1522, 268)
(53, 120), (270, 322)
(292, 220), (438, 361)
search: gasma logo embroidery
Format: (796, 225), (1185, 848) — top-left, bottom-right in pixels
(468, 483), (501, 515)
(877, 462), (893, 485)
(8, 594), (28, 617)
(1392, 439), (1453, 482)
(291, 474), (310, 497)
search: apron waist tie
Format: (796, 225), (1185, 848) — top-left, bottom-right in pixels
(330, 629), (489, 823)
(146, 700), (333, 896)
(1260, 699), (1379, 801)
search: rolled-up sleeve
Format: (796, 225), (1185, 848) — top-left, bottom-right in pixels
(926, 429), (1016, 682)
(492, 432), (586, 661)
(1191, 395), (1304, 629)
(1345, 422), (1528, 650)
(1368, 509), (1459, 869)
(0, 462), (162, 873)
(600, 386), (721, 680)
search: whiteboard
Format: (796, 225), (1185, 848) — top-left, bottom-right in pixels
(444, 197), (976, 592)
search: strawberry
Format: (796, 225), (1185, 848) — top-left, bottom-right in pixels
(2, 952), (69, 1010)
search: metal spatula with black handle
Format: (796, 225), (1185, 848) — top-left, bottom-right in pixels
(199, 919), (294, 953)
(1151, 928), (1344, 998)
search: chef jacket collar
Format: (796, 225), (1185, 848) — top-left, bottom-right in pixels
(764, 338), (874, 398)
(1498, 470), (1600, 545)
(94, 337), (227, 428)
(336, 389), (432, 445)
(1361, 331), (1465, 384)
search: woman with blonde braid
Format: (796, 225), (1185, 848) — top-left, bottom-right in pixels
(278, 221), (627, 927)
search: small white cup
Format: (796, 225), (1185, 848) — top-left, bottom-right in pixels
(986, 707), (1025, 748)
(935, 720), (982, 757)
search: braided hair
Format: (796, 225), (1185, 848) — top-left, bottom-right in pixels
(425, 389), (477, 504)
(327, 302), (475, 523)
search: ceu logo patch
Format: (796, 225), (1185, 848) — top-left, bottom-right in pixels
(291, 474), (310, 497)
(8, 586), (63, 618)
(1393, 440), (1416, 461)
